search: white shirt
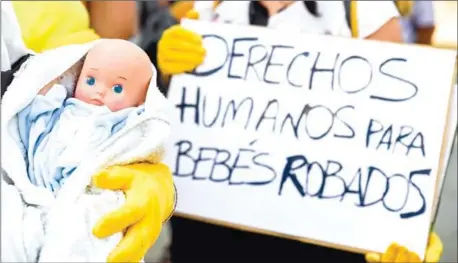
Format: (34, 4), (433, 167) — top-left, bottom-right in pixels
(1, 1), (31, 71)
(194, 1), (399, 39)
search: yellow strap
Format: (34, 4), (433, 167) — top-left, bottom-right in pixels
(350, 0), (359, 38)
(395, 0), (413, 17)
(212, 0), (221, 11)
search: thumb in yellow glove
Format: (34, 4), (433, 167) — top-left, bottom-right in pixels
(169, 1), (197, 21)
(365, 232), (443, 263)
(92, 163), (176, 263)
(157, 10), (206, 76)
(184, 9), (200, 20)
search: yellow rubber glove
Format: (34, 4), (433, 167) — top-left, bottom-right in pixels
(365, 232), (443, 263)
(92, 163), (176, 263)
(157, 10), (206, 76)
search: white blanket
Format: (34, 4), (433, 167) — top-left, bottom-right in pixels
(1, 41), (172, 262)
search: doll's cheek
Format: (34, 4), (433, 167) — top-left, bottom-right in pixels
(74, 87), (91, 103)
(106, 98), (132, 112)
(73, 87), (83, 100)
(107, 103), (121, 112)
(104, 98), (118, 112)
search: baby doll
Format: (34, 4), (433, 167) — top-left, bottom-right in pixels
(10, 39), (159, 262)
(19, 39), (153, 192)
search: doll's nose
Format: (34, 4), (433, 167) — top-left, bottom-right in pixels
(94, 85), (107, 96)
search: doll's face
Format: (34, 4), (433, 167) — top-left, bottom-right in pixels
(74, 40), (152, 112)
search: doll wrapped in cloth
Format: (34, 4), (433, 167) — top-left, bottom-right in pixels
(1, 39), (172, 262)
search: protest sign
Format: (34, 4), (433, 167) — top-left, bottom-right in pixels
(165, 19), (457, 258)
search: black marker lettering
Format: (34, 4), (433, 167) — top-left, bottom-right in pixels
(228, 37), (258, 80)
(309, 52), (340, 91)
(371, 58), (418, 102)
(263, 45), (294, 85)
(244, 44), (269, 81)
(287, 52), (310, 88)
(192, 34), (229, 76)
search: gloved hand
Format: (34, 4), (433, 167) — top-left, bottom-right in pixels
(92, 163), (175, 263)
(157, 10), (206, 76)
(365, 232), (443, 263)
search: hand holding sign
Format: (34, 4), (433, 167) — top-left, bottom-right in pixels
(157, 11), (206, 75)
(365, 232), (443, 262)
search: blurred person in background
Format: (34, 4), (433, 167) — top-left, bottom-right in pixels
(137, 1), (178, 96)
(158, 0), (405, 77)
(137, 0), (196, 95)
(148, 1), (444, 262)
(400, 0), (436, 45)
(11, 1), (138, 52)
(1, 2), (176, 262)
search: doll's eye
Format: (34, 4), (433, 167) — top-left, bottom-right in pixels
(112, 84), (123, 94)
(86, 76), (95, 86)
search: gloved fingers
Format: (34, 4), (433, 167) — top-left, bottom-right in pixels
(381, 243), (399, 263)
(394, 246), (410, 262)
(159, 50), (205, 65)
(158, 42), (206, 76)
(425, 246), (443, 262)
(107, 213), (162, 263)
(131, 163), (171, 175)
(162, 40), (206, 55)
(365, 252), (381, 263)
(92, 193), (147, 238)
(408, 251), (422, 263)
(185, 9), (200, 20)
(92, 166), (135, 190)
(427, 232), (442, 249)
(163, 25), (202, 44)
(158, 62), (201, 75)
(158, 49), (205, 66)
(425, 232), (443, 263)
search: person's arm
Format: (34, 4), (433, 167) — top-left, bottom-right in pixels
(416, 26), (435, 45)
(412, 1), (436, 45)
(85, 1), (138, 40)
(355, 1), (403, 43)
(365, 17), (403, 43)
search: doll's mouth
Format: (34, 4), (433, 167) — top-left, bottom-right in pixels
(91, 99), (104, 106)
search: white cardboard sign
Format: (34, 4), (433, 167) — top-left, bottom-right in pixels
(165, 20), (457, 258)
